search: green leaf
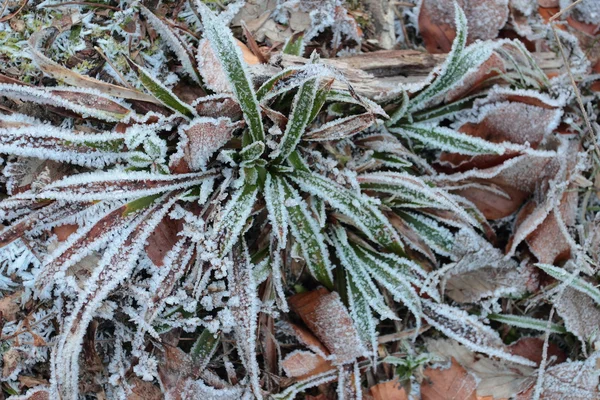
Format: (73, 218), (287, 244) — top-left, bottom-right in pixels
(288, 170), (403, 253)
(274, 78), (319, 163)
(191, 329), (221, 369)
(487, 313), (566, 334)
(386, 89), (409, 126)
(282, 32), (305, 56)
(391, 123), (504, 155)
(256, 64), (332, 102)
(407, 2), (468, 110)
(126, 58), (195, 118)
(240, 141), (265, 163)
(122, 194), (162, 216)
(215, 183), (258, 256)
(281, 178), (334, 289)
(397, 211), (454, 257)
(308, 79), (334, 123)
(347, 273), (378, 360)
(354, 246), (423, 322)
(331, 226), (398, 320)
(264, 173), (289, 246)
(195, 1), (264, 142)
(536, 264), (600, 306)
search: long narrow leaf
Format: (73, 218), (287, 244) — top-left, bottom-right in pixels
(391, 124), (504, 155)
(196, 1), (264, 142)
(274, 78), (319, 162)
(288, 170), (403, 253)
(536, 264), (600, 306)
(281, 178), (334, 289)
(214, 183), (258, 256)
(36, 170), (218, 201)
(126, 58), (195, 118)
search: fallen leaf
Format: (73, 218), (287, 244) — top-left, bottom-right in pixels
(370, 379), (409, 400)
(281, 350), (334, 380)
(507, 337), (566, 367)
(419, 0), (509, 53)
(127, 378), (163, 400)
(554, 287), (600, 344)
(289, 288), (365, 365)
(0, 292), (21, 322)
(421, 357), (478, 400)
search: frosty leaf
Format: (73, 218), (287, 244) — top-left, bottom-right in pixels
(282, 350), (333, 379)
(517, 354), (600, 400)
(271, 370), (337, 400)
(487, 313), (566, 334)
(289, 170), (403, 253)
(228, 244), (262, 398)
(196, 1), (264, 142)
(397, 211), (454, 257)
(421, 299), (536, 367)
(126, 58), (195, 118)
(354, 246), (425, 321)
(273, 77), (319, 162)
(256, 64), (334, 103)
(36, 170), (218, 201)
(410, 5), (504, 112)
(214, 183), (258, 256)
(282, 32), (305, 56)
(139, 5), (201, 84)
(554, 288), (600, 347)
(191, 329), (220, 371)
(53, 193), (180, 399)
(239, 141), (265, 163)
(420, 357), (478, 400)
(0, 202), (90, 248)
(0, 84), (131, 122)
(28, 36), (159, 104)
(172, 117), (243, 171)
(536, 264), (600, 306)
(145, 237), (195, 323)
(0, 124), (127, 168)
(304, 113), (375, 141)
(358, 172), (478, 227)
(308, 79), (334, 123)
(331, 226), (398, 320)
(281, 178), (333, 289)
(346, 274), (378, 361)
(391, 124), (505, 155)
(288, 288), (366, 364)
(386, 89), (409, 126)
(418, 0), (509, 53)
(264, 173), (289, 246)
(35, 202), (133, 291)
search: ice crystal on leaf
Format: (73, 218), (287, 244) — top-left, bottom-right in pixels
(0, 1), (591, 399)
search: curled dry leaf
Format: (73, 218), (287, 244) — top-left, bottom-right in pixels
(418, 0), (509, 53)
(288, 288), (365, 365)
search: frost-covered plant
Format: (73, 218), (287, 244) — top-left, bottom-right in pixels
(0, 1), (566, 398)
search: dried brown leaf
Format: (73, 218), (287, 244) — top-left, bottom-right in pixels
(421, 358), (478, 400)
(289, 288), (365, 365)
(418, 0), (509, 53)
